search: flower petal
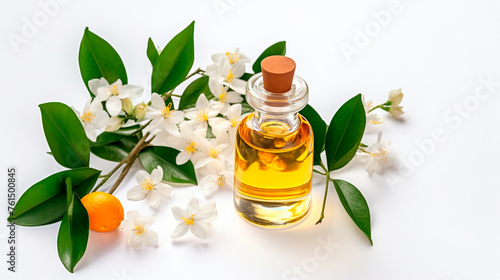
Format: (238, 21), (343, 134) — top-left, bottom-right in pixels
(171, 206), (185, 222)
(176, 151), (191, 165)
(196, 94), (209, 110)
(136, 170), (150, 184)
(190, 222), (208, 240)
(146, 191), (162, 208)
(155, 183), (173, 197)
(196, 209), (217, 224)
(128, 234), (143, 249)
(150, 93), (165, 110)
(171, 223), (189, 239)
(127, 186), (147, 201)
(106, 96), (123, 117)
(136, 215), (157, 228)
(151, 166), (163, 185)
(92, 109), (110, 129)
(143, 230), (158, 246)
(187, 198), (200, 214)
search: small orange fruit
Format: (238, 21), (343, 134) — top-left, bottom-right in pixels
(81, 192), (124, 232)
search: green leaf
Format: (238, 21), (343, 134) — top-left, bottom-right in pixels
(300, 105), (327, 166)
(8, 168), (100, 226)
(79, 27), (127, 97)
(139, 146), (197, 185)
(89, 126), (140, 147)
(178, 75), (214, 110)
(40, 102), (90, 168)
(152, 21), (195, 94)
(252, 41), (286, 73)
(57, 178), (89, 273)
(333, 179), (372, 245)
(147, 37), (159, 66)
(325, 94), (366, 171)
(90, 137), (138, 162)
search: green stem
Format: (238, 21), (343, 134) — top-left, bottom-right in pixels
(162, 67), (205, 101)
(313, 169), (326, 176)
(367, 104), (385, 113)
(316, 161), (330, 225)
(171, 94), (182, 98)
(92, 132), (153, 193)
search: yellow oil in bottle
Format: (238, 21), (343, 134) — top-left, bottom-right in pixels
(234, 113), (313, 228)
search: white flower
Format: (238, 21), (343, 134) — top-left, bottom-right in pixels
(211, 48), (250, 66)
(356, 131), (391, 176)
(387, 88), (403, 106)
(184, 94), (221, 131)
(73, 98), (109, 142)
(120, 210), (158, 248)
(127, 166), (173, 208)
(105, 116), (123, 132)
(209, 104), (242, 141)
(171, 198), (217, 240)
(362, 96), (382, 125)
(193, 133), (230, 171)
(386, 88), (404, 117)
(199, 167), (233, 197)
(209, 78), (243, 115)
(146, 93), (185, 136)
(167, 123), (207, 165)
(92, 78), (144, 117)
(206, 59), (246, 94)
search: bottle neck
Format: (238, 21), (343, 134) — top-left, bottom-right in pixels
(250, 110), (300, 135)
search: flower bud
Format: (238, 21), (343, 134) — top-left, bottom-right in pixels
(387, 88), (403, 106)
(122, 98), (134, 115)
(133, 102), (149, 121)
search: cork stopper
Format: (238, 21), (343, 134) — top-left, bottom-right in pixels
(261, 56), (296, 93)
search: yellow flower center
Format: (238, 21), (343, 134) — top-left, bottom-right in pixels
(196, 109), (209, 121)
(369, 119), (383, 125)
(216, 175), (225, 187)
(230, 118), (239, 127)
(218, 92), (228, 103)
(209, 147), (221, 159)
(161, 103), (173, 119)
(110, 85), (119, 96)
(225, 70), (235, 82)
(182, 214), (195, 225)
(134, 225), (146, 235)
(81, 110), (95, 123)
(186, 142), (197, 154)
(141, 178), (154, 191)
(225, 51), (240, 65)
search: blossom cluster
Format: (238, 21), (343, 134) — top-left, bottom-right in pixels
(357, 88), (405, 176)
(73, 48), (250, 247)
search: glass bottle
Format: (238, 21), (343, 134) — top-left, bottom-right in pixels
(234, 55), (313, 228)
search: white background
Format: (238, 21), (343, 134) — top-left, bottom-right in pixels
(1, 0), (500, 279)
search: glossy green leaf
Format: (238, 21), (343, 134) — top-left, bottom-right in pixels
(147, 37), (159, 66)
(139, 146), (197, 185)
(90, 137), (138, 162)
(8, 168), (100, 226)
(300, 105), (327, 166)
(325, 94), (366, 171)
(178, 75), (214, 110)
(79, 27), (127, 97)
(40, 102), (90, 168)
(89, 126), (140, 147)
(333, 179), (372, 245)
(252, 41), (286, 73)
(152, 21), (195, 94)
(57, 178), (89, 273)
